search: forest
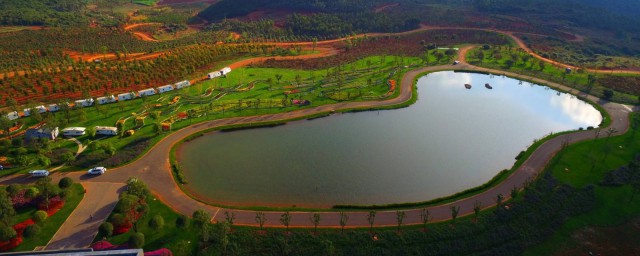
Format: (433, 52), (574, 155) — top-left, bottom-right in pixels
(0, 0), (87, 26)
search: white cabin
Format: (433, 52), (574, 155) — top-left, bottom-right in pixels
(138, 88), (157, 97)
(207, 71), (222, 79)
(96, 95), (116, 105)
(157, 85), (174, 94)
(118, 92), (134, 101)
(6, 111), (19, 121)
(35, 105), (47, 114)
(175, 80), (190, 89)
(221, 67), (231, 75)
(23, 108), (32, 117)
(62, 127), (86, 136)
(74, 98), (94, 107)
(95, 126), (118, 136)
(48, 104), (60, 112)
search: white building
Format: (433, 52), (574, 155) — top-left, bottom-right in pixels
(207, 71), (222, 79)
(138, 88), (157, 97)
(48, 104), (60, 112)
(96, 95), (117, 105)
(6, 111), (19, 121)
(95, 126), (118, 136)
(118, 92), (134, 101)
(62, 127), (86, 136)
(23, 108), (32, 117)
(175, 80), (190, 89)
(74, 98), (94, 107)
(157, 85), (174, 94)
(35, 105), (47, 114)
(221, 67), (231, 75)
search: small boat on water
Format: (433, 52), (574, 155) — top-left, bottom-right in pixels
(464, 84), (472, 89)
(485, 83), (493, 89)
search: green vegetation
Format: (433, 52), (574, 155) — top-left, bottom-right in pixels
(0, 0), (87, 26)
(525, 113), (640, 255)
(467, 45), (640, 104)
(12, 183), (84, 251)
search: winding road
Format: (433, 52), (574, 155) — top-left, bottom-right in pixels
(1, 28), (638, 249)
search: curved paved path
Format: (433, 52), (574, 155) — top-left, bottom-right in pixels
(4, 59), (632, 229)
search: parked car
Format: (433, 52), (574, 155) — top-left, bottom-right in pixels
(453, 60), (460, 65)
(87, 167), (107, 175)
(29, 170), (49, 177)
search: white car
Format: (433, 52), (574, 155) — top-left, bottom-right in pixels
(29, 170), (49, 177)
(87, 167), (107, 175)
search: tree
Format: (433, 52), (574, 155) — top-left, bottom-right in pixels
(275, 74), (283, 84)
(295, 74), (302, 86)
(339, 212), (348, 234)
(224, 211), (235, 226)
(176, 215), (189, 229)
(473, 201), (482, 222)
(125, 178), (149, 199)
(310, 213), (320, 234)
(280, 211), (291, 233)
(255, 211), (266, 231)
(99, 222), (114, 238)
(603, 89), (614, 100)
(419, 208), (432, 231)
(128, 232), (145, 249)
(23, 224), (40, 238)
(396, 210), (405, 232)
(0, 225), (16, 241)
(496, 194), (504, 208)
(58, 177), (74, 189)
(33, 210), (48, 224)
(510, 186), (519, 199)
(35, 177), (57, 211)
(192, 209), (211, 228)
(5, 185), (21, 197)
(450, 206), (460, 223)
(86, 126), (96, 138)
(149, 215), (164, 230)
(366, 211), (376, 233)
(0, 190), (15, 227)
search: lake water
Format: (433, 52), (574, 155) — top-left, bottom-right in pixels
(178, 71), (602, 208)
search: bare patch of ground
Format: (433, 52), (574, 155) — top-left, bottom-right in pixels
(554, 217), (640, 256)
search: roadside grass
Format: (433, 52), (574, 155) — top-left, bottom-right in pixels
(524, 113), (640, 255)
(12, 184), (85, 251)
(103, 195), (198, 254)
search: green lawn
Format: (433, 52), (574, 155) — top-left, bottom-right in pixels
(524, 114), (640, 255)
(12, 183), (85, 251)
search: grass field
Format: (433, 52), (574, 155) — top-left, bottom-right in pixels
(524, 113), (640, 255)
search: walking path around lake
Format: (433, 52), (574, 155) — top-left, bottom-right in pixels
(0, 45), (637, 234)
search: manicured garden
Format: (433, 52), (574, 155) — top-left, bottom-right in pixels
(0, 178), (84, 252)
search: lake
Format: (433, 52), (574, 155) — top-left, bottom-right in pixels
(178, 71), (602, 208)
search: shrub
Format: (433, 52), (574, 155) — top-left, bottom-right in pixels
(149, 215), (164, 230)
(23, 225), (40, 238)
(58, 177), (74, 189)
(515, 150), (525, 160)
(0, 225), (17, 241)
(32, 210), (48, 224)
(98, 222), (114, 238)
(192, 210), (210, 227)
(128, 232), (145, 249)
(109, 213), (127, 227)
(176, 214), (189, 229)
(5, 185), (21, 197)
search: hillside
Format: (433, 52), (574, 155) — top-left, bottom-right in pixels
(0, 0), (87, 26)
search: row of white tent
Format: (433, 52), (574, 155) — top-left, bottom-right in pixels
(5, 67), (232, 121)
